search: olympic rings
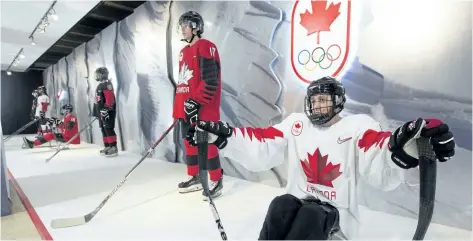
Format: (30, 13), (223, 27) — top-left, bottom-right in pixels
(297, 44), (341, 72)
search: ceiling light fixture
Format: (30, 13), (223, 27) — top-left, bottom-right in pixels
(28, 0), (58, 42)
(30, 36), (37, 45)
(49, 8), (59, 21)
(4, 48), (25, 76)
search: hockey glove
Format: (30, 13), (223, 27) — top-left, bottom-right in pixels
(51, 117), (62, 126)
(47, 118), (55, 126)
(198, 120), (233, 149)
(186, 120), (233, 149)
(388, 118), (425, 169)
(100, 109), (110, 120)
(421, 119), (455, 162)
(184, 98), (200, 124)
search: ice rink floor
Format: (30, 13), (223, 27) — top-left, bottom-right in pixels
(4, 135), (472, 240)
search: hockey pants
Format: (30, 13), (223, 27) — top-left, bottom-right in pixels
(258, 194), (340, 240)
(180, 119), (222, 181)
(34, 133), (66, 146)
(99, 112), (117, 148)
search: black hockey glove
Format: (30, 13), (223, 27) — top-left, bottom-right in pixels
(50, 117), (62, 126)
(184, 98), (200, 124)
(421, 118), (455, 162)
(186, 120), (233, 149)
(389, 118), (425, 169)
(100, 109), (110, 120)
(47, 118), (55, 126)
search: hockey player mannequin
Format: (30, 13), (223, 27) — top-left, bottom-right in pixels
(172, 10), (224, 200)
(187, 77), (456, 239)
(24, 104), (80, 149)
(35, 86), (51, 136)
(93, 67), (118, 157)
(31, 90), (42, 137)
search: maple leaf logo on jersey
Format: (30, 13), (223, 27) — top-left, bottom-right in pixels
(178, 63), (193, 86)
(300, 148), (342, 188)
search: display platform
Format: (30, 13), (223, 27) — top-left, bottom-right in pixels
(3, 135), (471, 240)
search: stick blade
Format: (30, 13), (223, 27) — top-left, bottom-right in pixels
(51, 216), (87, 229)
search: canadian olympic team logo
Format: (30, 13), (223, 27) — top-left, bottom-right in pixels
(291, 0), (352, 84)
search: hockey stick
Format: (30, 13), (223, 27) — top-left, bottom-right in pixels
(45, 118), (98, 162)
(3, 118), (39, 143)
(50, 119), (178, 229)
(195, 130), (228, 240)
(412, 137), (437, 240)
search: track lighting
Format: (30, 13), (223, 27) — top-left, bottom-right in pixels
(4, 48), (25, 76)
(49, 8), (58, 21)
(28, 0), (58, 42)
(30, 37), (36, 45)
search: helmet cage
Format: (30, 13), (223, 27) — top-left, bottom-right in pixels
(304, 79), (346, 125)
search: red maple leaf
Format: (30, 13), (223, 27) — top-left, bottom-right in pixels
(299, 0), (341, 44)
(357, 129), (391, 152)
(300, 148), (342, 188)
(295, 123), (301, 129)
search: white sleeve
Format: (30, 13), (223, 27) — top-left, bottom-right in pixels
(220, 114), (294, 172)
(355, 118), (405, 191)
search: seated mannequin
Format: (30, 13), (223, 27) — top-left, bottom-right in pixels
(23, 104), (80, 149)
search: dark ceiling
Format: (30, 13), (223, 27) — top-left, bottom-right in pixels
(28, 1), (145, 71)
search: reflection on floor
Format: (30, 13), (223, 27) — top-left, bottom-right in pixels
(1, 181), (42, 240)
(3, 135), (471, 240)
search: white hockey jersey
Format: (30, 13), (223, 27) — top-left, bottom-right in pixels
(220, 113), (405, 239)
(35, 94), (51, 118)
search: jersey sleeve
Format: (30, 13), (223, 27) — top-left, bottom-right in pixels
(193, 41), (220, 105)
(103, 83), (116, 110)
(220, 114), (294, 172)
(355, 119), (404, 191)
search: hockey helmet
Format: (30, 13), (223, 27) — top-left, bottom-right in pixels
(61, 104), (73, 115)
(178, 11), (204, 43)
(95, 67), (109, 82)
(37, 86), (47, 95)
(304, 76), (346, 125)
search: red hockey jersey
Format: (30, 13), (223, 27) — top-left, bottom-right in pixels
(172, 39), (221, 121)
(60, 113), (80, 144)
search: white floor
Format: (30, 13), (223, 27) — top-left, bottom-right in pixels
(4, 135), (472, 240)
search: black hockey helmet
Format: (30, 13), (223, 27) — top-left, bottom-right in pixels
(304, 76), (346, 125)
(95, 67), (109, 82)
(178, 11), (204, 43)
(61, 104), (73, 115)
(37, 86), (47, 95)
